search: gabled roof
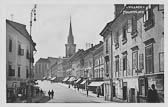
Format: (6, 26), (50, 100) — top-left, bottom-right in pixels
(6, 19), (36, 49)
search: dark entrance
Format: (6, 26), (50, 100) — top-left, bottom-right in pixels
(123, 82), (127, 100)
(113, 83), (115, 97)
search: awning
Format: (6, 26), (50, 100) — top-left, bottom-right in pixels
(88, 81), (104, 87)
(43, 77), (47, 79)
(75, 78), (81, 84)
(62, 77), (69, 82)
(51, 77), (56, 80)
(80, 80), (87, 84)
(68, 77), (76, 82)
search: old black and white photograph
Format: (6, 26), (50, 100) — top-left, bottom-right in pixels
(0, 0), (166, 104)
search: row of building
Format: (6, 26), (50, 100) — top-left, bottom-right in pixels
(34, 4), (164, 103)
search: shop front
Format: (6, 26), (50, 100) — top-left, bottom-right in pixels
(138, 74), (164, 103)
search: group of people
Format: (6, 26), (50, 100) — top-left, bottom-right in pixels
(48, 90), (54, 99)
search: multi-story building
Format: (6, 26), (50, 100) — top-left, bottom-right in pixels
(50, 58), (67, 82)
(100, 4), (164, 102)
(34, 57), (59, 80)
(6, 19), (36, 102)
(34, 58), (49, 80)
(90, 41), (104, 95)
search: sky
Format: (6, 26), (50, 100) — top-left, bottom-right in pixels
(5, 0), (115, 62)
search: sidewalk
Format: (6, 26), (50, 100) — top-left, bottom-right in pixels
(14, 94), (50, 103)
(58, 83), (126, 103)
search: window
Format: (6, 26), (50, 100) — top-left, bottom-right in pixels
(131, 15), (138, 38)
(106, 39), (109, 53)
(8, 64), (15, 76)
(159, 52), (164, 72)
(115, 56), (119, 75)
(9, 39), (12, 52)
(101, 68), (104, 78)
(26, 50), (30, 59)
(115, 31), (119, 49)
(127, 19), (132, 33)
(139, 54), (144, 71)
(132, 48), (138, 75)
(18, 67), (20, 77)
(26, 69), (29, 78)
(143, 5), (154, 31)
(18, 44), (24, 56)
(139, 78), (145, 96)
(123, 52), (127, 77)
(122, 26), (127, 44)
(106, 61), (109, 77)
(145, 44), (153, 74)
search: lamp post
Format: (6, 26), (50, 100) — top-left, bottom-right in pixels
(27, 4), (37, 103)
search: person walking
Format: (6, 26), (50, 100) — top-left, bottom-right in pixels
(48, 90), (51, 99)
(51, 90), (54, 99)
(146, 84), (159, 103)
(96, 86), (100, 97)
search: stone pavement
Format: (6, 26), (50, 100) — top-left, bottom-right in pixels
(57, 83), (126, 103)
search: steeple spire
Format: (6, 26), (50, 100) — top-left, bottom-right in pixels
(68, 15), (74, 44)
(65, 15), (76, 58)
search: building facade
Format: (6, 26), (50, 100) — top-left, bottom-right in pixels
(6, 20), (36, 102)
(100, 4), (164, 102)
(34, 58), (49, 80)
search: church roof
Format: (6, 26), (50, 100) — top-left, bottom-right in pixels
(68, 18), (74, 44)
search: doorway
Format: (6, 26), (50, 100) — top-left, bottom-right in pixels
(123, 82), (127, 100)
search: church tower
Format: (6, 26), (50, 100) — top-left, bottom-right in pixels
(65, 17), (76, 58)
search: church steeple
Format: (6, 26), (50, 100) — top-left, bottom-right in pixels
(65, 16), (76, 58)
(68, 16), (74, 44)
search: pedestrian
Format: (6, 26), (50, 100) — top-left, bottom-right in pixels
(96, 86), (100, 97)
(51, 90), (54, 99)
(40, 89), (43, 95)
(146, 84), (159, 103)
(86, 87), (89, 97)
(48, 90), (51, 99)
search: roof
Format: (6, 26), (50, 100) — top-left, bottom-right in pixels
(37, 58), (50, 63)
(83, 42), (103, 57)
(6, 19), (36, 50)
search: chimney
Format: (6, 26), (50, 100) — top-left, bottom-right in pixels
(114, 4), (124, 18)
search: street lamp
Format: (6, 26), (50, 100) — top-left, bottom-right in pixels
(27, 4), (37, 103)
